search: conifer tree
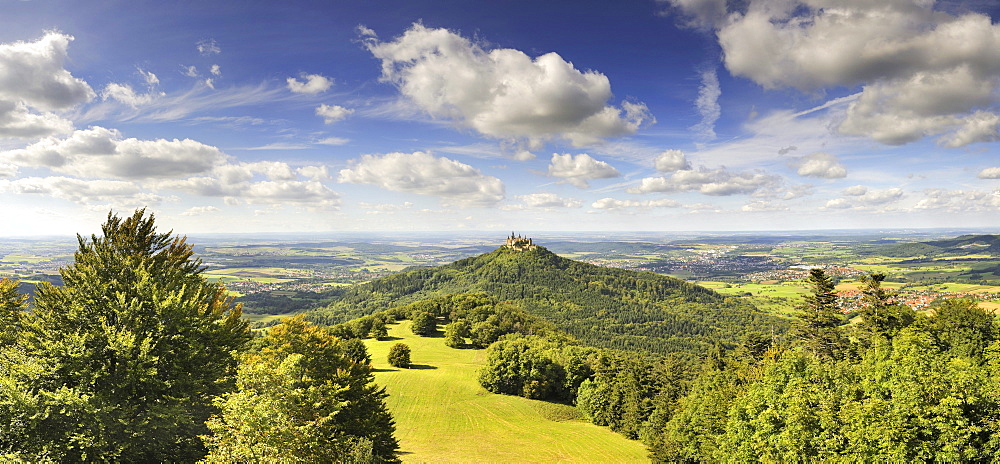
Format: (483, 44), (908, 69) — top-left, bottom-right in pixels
(792, 268), (845, 359)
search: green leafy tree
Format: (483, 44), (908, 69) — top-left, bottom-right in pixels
(0, 277), (26, 345)
(202, 315), (399, 462)
(369, 318), (389, 339)
(410, 311), (437, 336)
(388, 343), (411, 368)
(0, 210), (250, 462)
(444, 320), (471, 348)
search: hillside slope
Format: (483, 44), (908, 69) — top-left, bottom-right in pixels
(364, 321), (648, 463)
(882, 234), (1000, 257)
(310, 246), (783, 355)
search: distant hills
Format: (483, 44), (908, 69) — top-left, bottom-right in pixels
(307, 244), (784, 356)
(881, 234), (1000, 258)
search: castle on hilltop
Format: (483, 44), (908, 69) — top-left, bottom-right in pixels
(504, 232), (538, 251)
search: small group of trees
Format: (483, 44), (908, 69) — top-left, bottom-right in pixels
(0, 211), (399, 462)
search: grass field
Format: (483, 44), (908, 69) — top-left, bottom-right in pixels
(364, 321), (649, 463)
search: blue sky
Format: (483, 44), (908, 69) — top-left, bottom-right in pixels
(0, 0), (998, 235)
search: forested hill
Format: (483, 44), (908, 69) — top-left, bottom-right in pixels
(307, 245), (784, 356)
(881, 234), (1000, 257)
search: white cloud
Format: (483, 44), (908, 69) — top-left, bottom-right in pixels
(286, 73), (333, 94)
(591, 197), (682, 210)
(979, 167), (1000, 179)
(0, 32), (95, 111)
(210, 64), (221, 76)
(913, 188), (1000, 212)
(690, 69), (721, 140)
(338, 151), (505, 206)
(673, 1), (1000, 147)
(741, 200), (788, 212)
(183, 65), (199, 77)
(654, 149), (690, 172)
(180, 206), (220, 216)
(843, 185), (868, 196)
(160, 176), (340, 209)
(0, 126), (227, 180)
(0, 176), (159, 206)
(0, 100), (74, 138)
(102, 83), (164, 108)
(366, 24), (652, 146)
(316, 104), (354, 124)
(315, 136), (349, 146)
(0, 163), (18, 178)
(794, 152), (847, 179)
(548, 153), (620, 188)
(515, 192), (582, 209)
(825, 187), (905, 210)
(297, 165), (330, 181)
(629, 166), (781, 196)
(197, 39), (221, 56)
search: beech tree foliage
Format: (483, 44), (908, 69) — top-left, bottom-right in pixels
(0, 210), (250, 462)
(202, 315), (398, 462)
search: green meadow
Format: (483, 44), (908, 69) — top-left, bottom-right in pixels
(364, 321), (648, 463)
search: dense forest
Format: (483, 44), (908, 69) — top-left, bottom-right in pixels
(308, 245), (785, 357)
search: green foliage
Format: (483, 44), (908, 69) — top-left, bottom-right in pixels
(410, 311), (437, 336)
(202, 315), (398, 462)
(0, 277), (26, 345)
(444, 320), (471, 348)
(388, 343), (411, 369)
(647, 300), (1000, 462)
(310, 247), (785, 358)
(792, 268), (847, 359)
(0, 210), (250, 462)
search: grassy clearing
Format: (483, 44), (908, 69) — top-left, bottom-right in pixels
(364, 321), (648, 463)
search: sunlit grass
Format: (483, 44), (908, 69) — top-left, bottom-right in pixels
(364, 321), (648, 463)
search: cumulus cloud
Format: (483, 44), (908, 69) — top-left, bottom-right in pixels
(794, 152), (847, 179)
(514, 192), (582, 209)
(0, 126), (228, 180)
(629, 166), (781, 196)
(0, 32), (95, 110)
(210, 64), (221, 76)
(690, 69), (721, 140)
(0, 32), (93, 138)
(0, 100), (74, 138)
(654, 149), (690, 172)
(316, 104), (353, 124)
(287, 73), (333, 94)
(668, 1), (1000, 147)
(913, 188), (1000, 212)
(548, 153), (620, 188)
(591, 197), (682, 210)
(365, 24), (652, 146)
(979, 167), (1000, 179)
(843, 185), (869, 196)
(338, 151), (505, 206)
